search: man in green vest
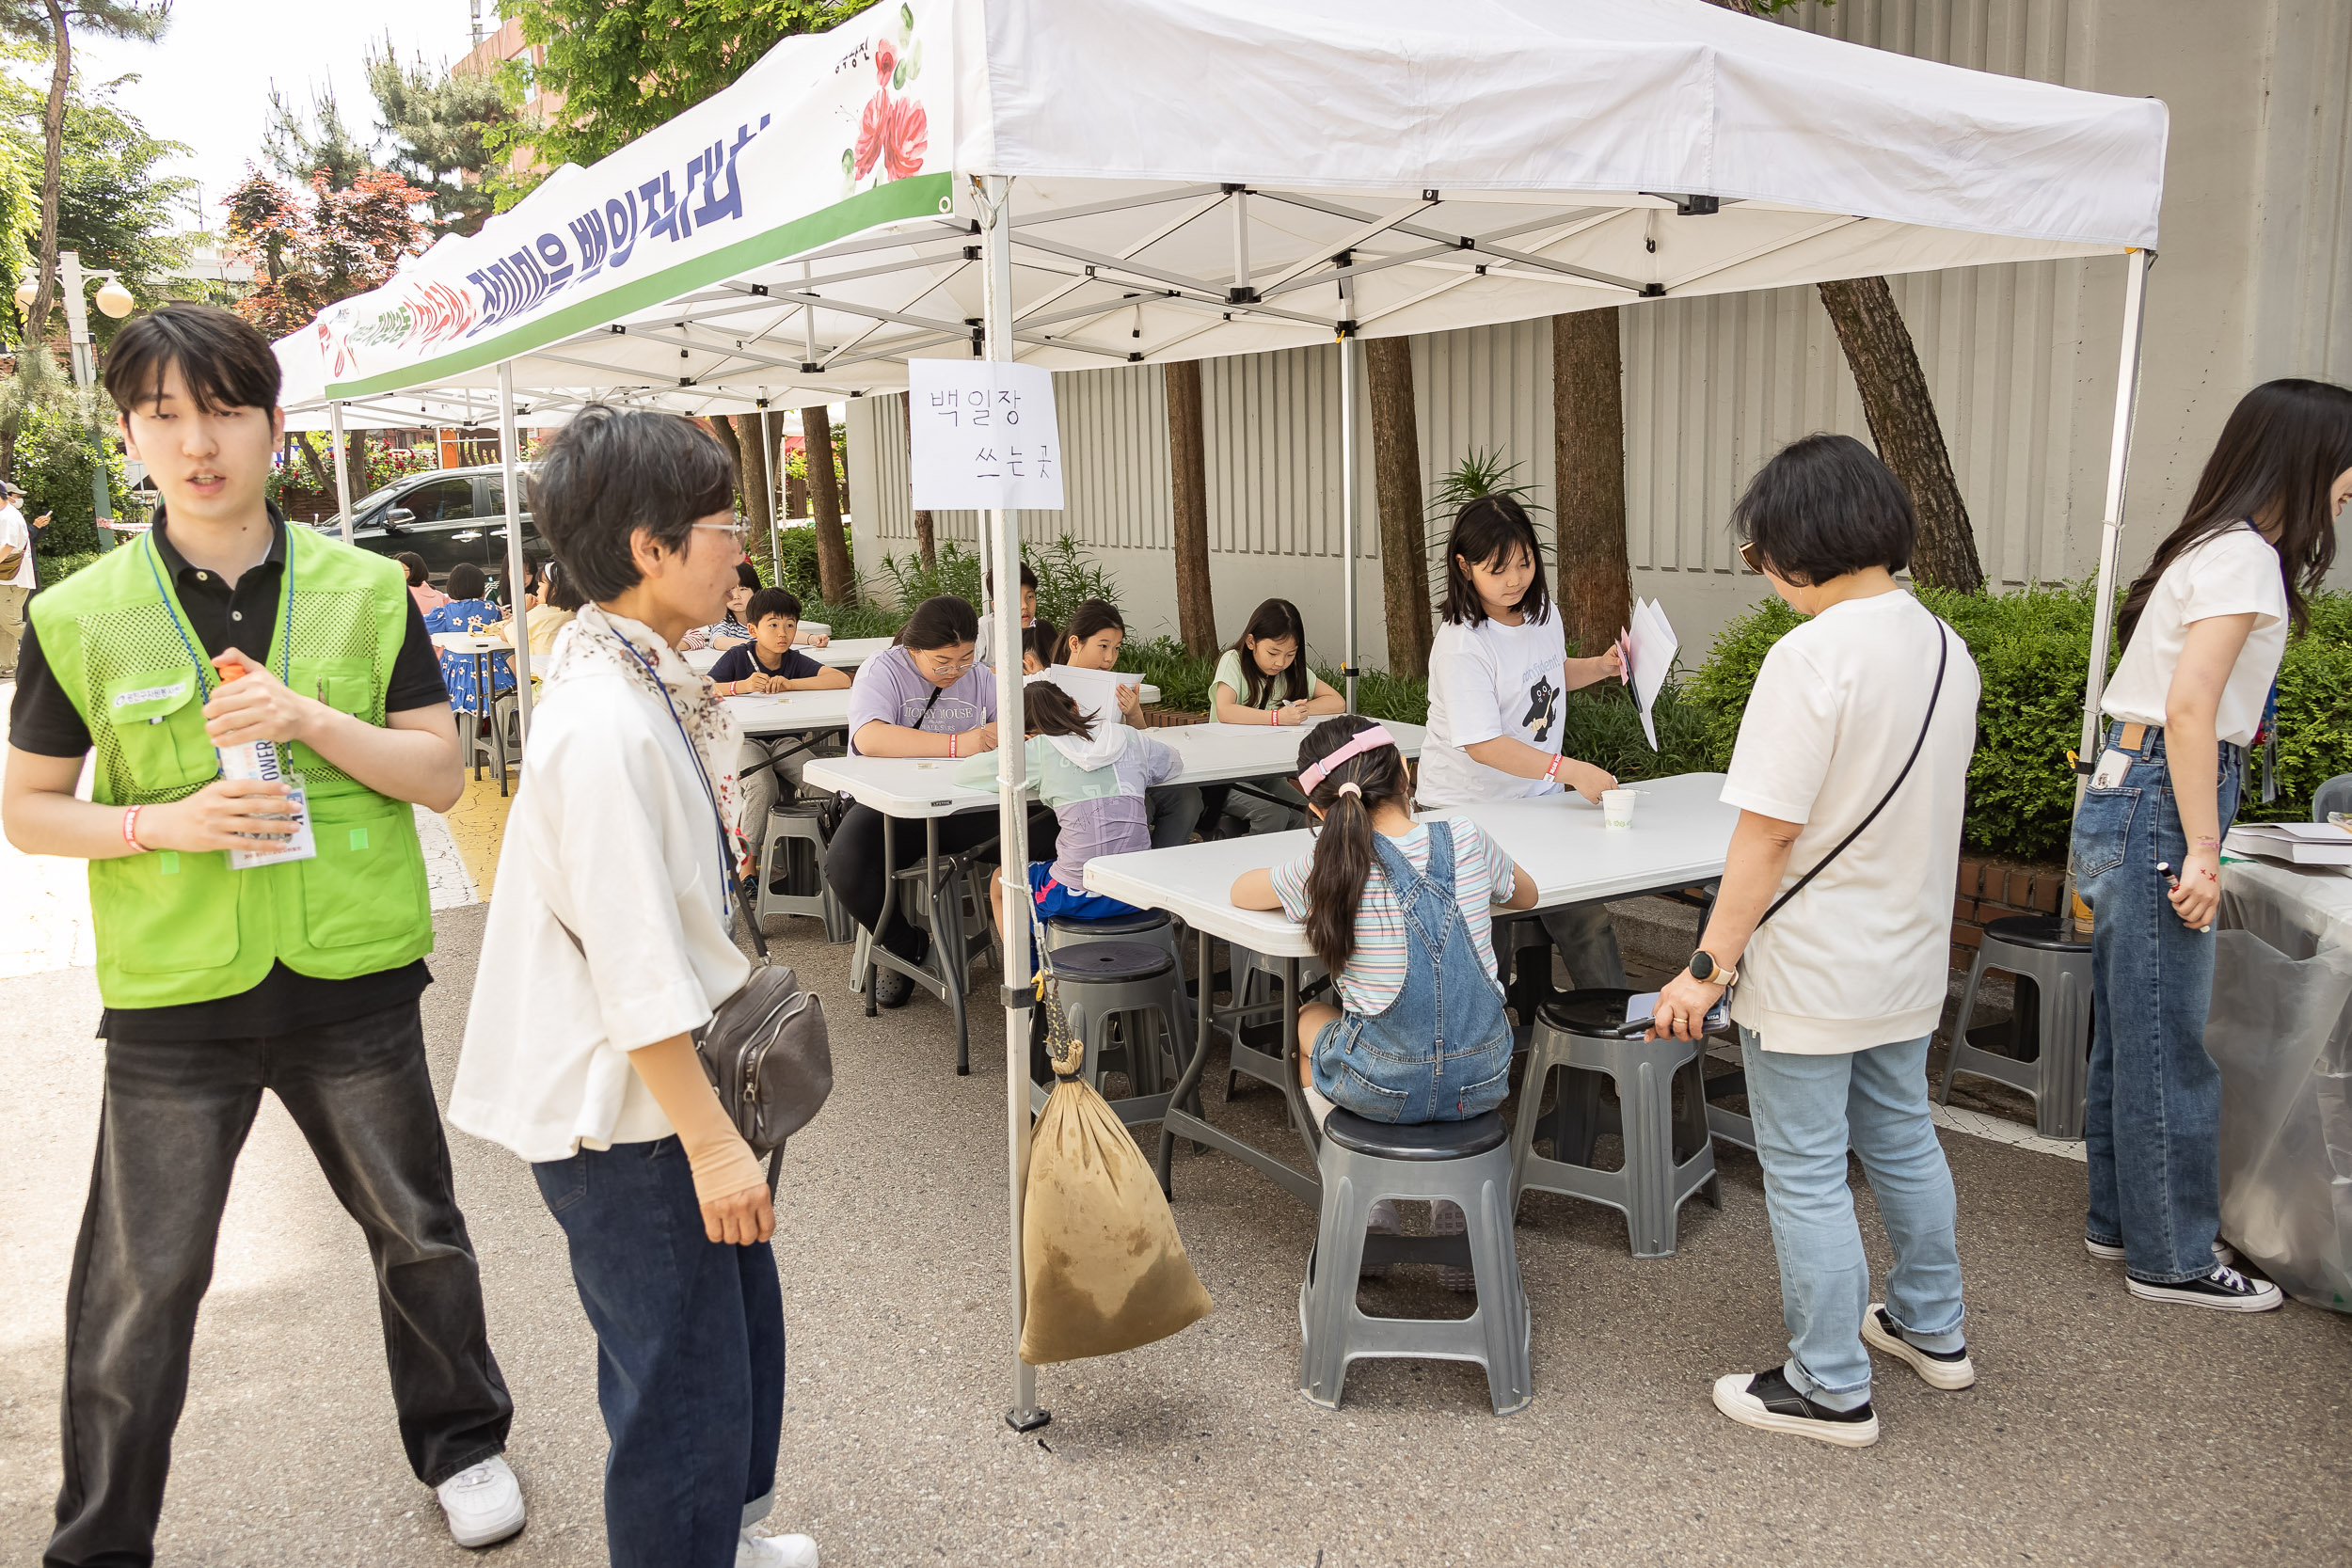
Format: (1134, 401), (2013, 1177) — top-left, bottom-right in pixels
(3, 305), (525, 1560)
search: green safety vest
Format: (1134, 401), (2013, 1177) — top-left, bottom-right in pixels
(30, 522), (436, 1008)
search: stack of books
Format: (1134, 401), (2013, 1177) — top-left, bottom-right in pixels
(2222, 820), (2352, 870)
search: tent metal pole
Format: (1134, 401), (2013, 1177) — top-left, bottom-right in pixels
(1337, 330), (1360, 715)
(760, 402), (781, 581)
(2065, 247), (2151, 924)
(328, 401), (354, 545)
(496, 361), (534, 743)
(980, 173), (1047, 1434)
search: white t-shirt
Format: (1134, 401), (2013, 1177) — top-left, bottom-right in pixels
(1721, 590), (1980, 1054)
(0, 503), (31, 590)
(2100, 524), (2287, 749)
(1416, 610), (1568, 806)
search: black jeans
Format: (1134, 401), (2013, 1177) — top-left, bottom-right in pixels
(48, 1001), (513, 1568)
(823, 802), (1057, 956)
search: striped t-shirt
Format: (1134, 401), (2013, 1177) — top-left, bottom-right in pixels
(1268, 817), (1516, 1017)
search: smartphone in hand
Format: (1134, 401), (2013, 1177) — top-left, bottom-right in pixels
(1618, 990), (1731, 1037)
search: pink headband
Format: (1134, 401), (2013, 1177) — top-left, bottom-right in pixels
(1298, 725), (1397, 795)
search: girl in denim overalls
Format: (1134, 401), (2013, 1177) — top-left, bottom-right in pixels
(1232, 716), (1537, 1124)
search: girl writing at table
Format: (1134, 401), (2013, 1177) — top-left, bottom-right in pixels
(821, 595), (1057, 1007)
(1210, 597), (1343, 834)
(1419, 495), (1625, 1003)
(1232, 716), (1536, 1277)
(1057, 597), (1203, 847)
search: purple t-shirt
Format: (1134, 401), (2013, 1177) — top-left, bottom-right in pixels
(846, 644), (997, 755)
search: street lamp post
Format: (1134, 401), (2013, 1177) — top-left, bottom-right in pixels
(15, 248), (135, 552)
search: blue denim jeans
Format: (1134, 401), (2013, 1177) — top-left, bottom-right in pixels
(1312, 820), (1514, 1122)
(2073, 722), (2244, 1283)
(1740, 1030), (1966, 1412)
(534, 1139), (785, 1568)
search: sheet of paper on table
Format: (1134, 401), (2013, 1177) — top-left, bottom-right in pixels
(909, 358), (1065, 512)
(1025, 663), (1138, 726)
(2225, 821), (2352, 868)
(1619, 597), (1678, 751)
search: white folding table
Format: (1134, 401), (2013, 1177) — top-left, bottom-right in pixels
(683, 636), (892, 677)
(1080, 773), (1739, 1204)
(803, 718), (1427, 1073)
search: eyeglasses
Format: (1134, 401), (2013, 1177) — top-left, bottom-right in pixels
(914, 648), (977, 677)
(692, 520), (751, 550)
(1738, 539), (1763, 574)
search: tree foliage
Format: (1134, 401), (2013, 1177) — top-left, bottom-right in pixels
(263, 81), (372, 190)
(365, 37), (509, 237)
(222, 165), (428, 338)
(486, 0), (873, 208)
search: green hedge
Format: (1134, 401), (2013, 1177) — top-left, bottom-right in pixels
(1682, 583), (2352, 862)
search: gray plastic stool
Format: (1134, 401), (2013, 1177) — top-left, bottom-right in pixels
(852, 850), (1000, 1072)
(1045, 908), (1194, 1045)
(754, 805), (832, 926)
(1939, 913), (2093, 1140)
(1512, 989), (1721, 1259)
(1027, 942), (1187, 1129)
(1297, 1108), (1531, 1415)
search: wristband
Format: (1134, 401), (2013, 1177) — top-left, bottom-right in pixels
(122, 805), (147, 850)
(949, 732), (959, 759)
(1546, 753), (1564, 783)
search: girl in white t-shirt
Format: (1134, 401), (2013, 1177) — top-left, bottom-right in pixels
(2073, 377), (2352, 1313)
(1419, 496), (1626, 994)
(1209, 597), (1343, 833)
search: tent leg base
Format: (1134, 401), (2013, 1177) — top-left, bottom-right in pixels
(1005, 1405), (1052, 1433)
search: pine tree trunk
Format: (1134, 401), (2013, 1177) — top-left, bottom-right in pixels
(1165, 358), (1216, 657)
(1364, 336), (1431, 675)
(707, 411), (741, 483)
(2, 2), (73, 483)
(1551, 309), (1632, 657)
(733, 413), (773, 567)
(1815, 276), (1984, 594)
(900, 394), (934, 571)
(803, 402), (853, 603)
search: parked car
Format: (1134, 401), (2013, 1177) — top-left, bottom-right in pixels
(309, 464), (551, 590)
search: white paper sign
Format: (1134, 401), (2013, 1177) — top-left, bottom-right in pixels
(908, 358), (1064, 511)
(1618, 597), (1680, 752)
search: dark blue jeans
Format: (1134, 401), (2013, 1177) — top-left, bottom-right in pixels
(2073, 723), (2244, 1283)
(48, 1002), (511, 1568)
(534, 1138), (785, 1568)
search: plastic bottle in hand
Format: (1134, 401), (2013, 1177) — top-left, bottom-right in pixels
(213, 652), (317, 869)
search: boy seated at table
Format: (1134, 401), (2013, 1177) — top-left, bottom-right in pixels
(721, 589), (851, 882)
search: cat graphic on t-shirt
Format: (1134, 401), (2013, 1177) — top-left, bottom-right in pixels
(1522, 673), (1558, 744)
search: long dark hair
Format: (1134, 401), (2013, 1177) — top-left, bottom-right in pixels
(896, 594), (978, 652)
(1226, 597), (1311, 707)
(1296, 715), (1412, 977)
(2118, 379), (2352, 646)
(1022, 681), (1094, 739)
(1057, 597), (1125, 664)
(1439, 495), (1550, 627)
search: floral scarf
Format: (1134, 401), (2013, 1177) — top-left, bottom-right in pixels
(543, 602), (747, 866)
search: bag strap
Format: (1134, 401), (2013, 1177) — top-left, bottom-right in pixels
(1752, 617), (1952, 935)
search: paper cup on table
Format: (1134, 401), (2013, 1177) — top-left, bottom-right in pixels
(1601, 788), (1638, 829)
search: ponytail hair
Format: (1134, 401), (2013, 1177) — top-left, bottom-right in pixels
(1295, 715), (1412, 977)
(1022, 679), (1094, 738)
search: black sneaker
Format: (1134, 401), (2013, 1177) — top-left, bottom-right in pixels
(2128, 1262), (2283, 1312)
(871, 930), (930, 1009)
(1859, 1305), (1976, 1389)
(1709, 1368), (1879, 1448)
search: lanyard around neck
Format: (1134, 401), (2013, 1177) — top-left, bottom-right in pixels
(617, 634), (738, 920)
(142, 528), (294, 702)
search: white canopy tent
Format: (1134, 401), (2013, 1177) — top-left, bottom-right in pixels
(296, 0), (2166, 1426)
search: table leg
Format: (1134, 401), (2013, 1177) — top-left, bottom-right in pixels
(1154, 933), (1320, 1207)
(929, 818), (971, 1075)
(1277, 956), (1322, 1167)
(863, 811), (894, 1019)
(1155, 927), (1219, 1196)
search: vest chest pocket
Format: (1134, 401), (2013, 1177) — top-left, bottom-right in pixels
(281, 656), (374, 775)
(101, 668), (215, 794)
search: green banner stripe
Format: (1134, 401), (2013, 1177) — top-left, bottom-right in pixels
(327, 172), (957, 400)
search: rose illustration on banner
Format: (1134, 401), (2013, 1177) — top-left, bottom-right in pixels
(874, 38), (898, 84)
(840, 12), (927, 192)
(882, 96), (928, 181)
(852, 90), (888, 179)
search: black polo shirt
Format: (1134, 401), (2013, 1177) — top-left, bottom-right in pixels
(9, 508), (451, 1041)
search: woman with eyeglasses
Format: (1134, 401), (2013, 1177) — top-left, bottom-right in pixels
(823, 595), (1057, 1008)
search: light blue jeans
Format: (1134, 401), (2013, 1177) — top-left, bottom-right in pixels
(1741, 1029), (1966, 1411)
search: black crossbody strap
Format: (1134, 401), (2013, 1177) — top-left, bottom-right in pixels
(1754, 618), (1952, 933)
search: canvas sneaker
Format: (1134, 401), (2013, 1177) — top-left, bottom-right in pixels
(2086, 1236), (2235, 1267)
(1431, 1199), (1475, 1292)
(2127, 1262), (2283, 1312)
(739, 1529), (820, 1567)
(437, 1455), (525, 1548)
(1859, 1305), (1976, 1390)
(1710, 1368), (1879, 1448)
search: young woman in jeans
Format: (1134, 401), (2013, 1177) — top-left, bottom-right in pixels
(451, 407), (818, 1567)
(1652, 435), (1982, 1448)
(2074, 379), (2352, 1312)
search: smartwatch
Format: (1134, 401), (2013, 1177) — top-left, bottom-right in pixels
(1689, 949), (1737, 987)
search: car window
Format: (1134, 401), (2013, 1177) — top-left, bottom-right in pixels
(399, 477), (477, 524)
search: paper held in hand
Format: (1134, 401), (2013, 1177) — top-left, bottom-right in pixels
(909, 357), (1065, 512)
(1617, 598), (1679, 752)
(1026, 663), (1138, 727)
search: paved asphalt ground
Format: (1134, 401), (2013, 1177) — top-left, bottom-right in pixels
(6, 899), (2350, 1566)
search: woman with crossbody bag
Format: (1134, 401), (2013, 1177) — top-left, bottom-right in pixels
(1651, 436), (1982, 1449)
(449, 407), (818, 1568)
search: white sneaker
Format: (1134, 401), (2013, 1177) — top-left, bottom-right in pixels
(437, 1454), (526, 1547)
(739, 1528), (821, 1567)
